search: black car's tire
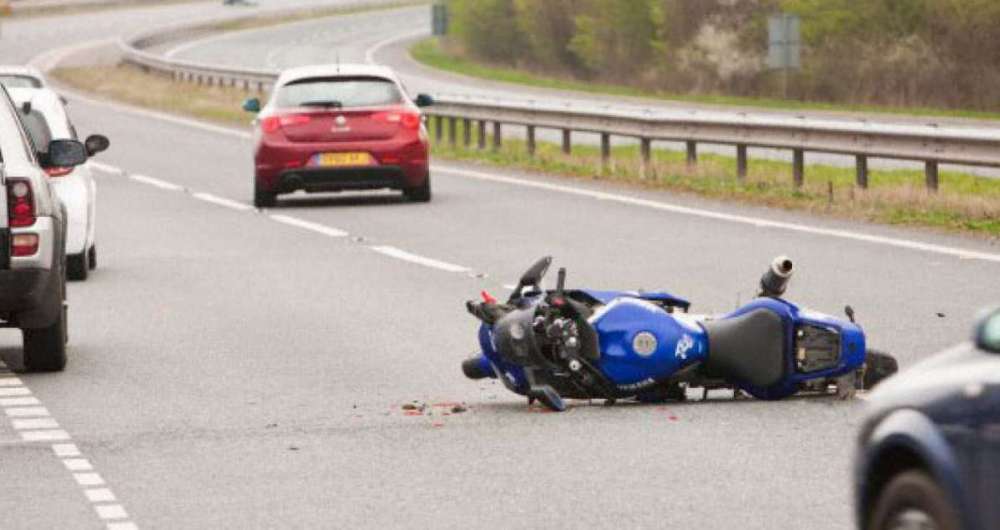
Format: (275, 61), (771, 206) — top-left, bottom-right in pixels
(868, 471), (960, 530)
(403, 176), (431, 202)
(22, 301), (67, 373)
(254, 188), (277, 208)
(66, 252), (88, 281)
(87, 245), (97, 270)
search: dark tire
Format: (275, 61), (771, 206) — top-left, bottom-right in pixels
(22, 298), (67, 373)
(403, 175), (431, 202)
(87, 245), (97, 270)
(254, 188), (277, 208)
(66, 252), (87, 281)
(462, 357), (489, 380)
(868, 471), (960, 530)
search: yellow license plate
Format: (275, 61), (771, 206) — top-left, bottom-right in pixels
(317, 152), (372, 167)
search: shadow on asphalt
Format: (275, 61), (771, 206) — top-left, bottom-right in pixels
(274, 192), (410, 209)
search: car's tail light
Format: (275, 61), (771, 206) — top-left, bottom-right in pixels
(7, 179), (36, 228)
(373, 111), (422, 130)
(11, 234), (38, 257)
(45, 167), (73, 177)
(261, 114), (312, 134)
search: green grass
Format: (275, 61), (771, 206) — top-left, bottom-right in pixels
(428, 119), (1000, 236)
(411, 38), (1000, 122)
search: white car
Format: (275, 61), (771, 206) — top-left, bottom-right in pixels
(0, 65), (48, 89)
(7, 87), (108, 280)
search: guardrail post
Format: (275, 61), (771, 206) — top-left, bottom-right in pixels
(477, 121), (487, 150)
(686, 141), (697, 168)
(856, 155), (869, 189)
(492, 122), (502, 150)
(793, 150), (804, 188)
(433, 116), (443, 142)
(640, 138), (652, 179)
(562, 130), (572, 155)
(925, 161), (939, 192)
(601, 133), (611, 172)
(448, 117), (457, 146)
(527, 126), (536, 157)
(462, 118), (472, 147)
(737, 145), (748, 181)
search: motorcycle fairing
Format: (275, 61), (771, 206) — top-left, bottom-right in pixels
(579, 289), (691, 312)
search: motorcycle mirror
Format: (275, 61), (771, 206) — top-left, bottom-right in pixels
(518, 256), (552, 290)
(844, 305), (856, 323)
(556, 267), (566, 296)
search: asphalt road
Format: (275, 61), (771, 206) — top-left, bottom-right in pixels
(1, 3), (999, 529)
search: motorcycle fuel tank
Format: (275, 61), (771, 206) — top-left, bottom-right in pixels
(590, 297), (708, 389)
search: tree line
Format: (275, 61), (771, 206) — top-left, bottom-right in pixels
(443, 0), (1000, 111)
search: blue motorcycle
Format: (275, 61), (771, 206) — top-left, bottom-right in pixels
(463, 257), (898, 412)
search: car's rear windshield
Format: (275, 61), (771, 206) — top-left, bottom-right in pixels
(275, 76), (403, 109)
(0, 75), (42, 89)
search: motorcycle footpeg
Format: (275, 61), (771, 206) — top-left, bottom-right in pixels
(528, 385), (566, 412)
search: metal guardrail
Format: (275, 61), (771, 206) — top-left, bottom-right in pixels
(119, 11), (1000, 191)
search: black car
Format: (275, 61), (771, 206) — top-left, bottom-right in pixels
(855, 307), (1000, 530)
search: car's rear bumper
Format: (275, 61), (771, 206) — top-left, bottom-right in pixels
(272, 166), (410, 194)
(0, 217), (61, 328)
(254, 135), (429, 192)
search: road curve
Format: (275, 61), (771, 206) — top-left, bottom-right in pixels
(0, 3), (997, 529)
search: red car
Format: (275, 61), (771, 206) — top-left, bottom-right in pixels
(244, 65), (434, 207)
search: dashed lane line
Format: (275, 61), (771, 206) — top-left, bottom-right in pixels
(369, 245), (470, 273)
(129, 174), (185, 192)
(191, 192), (256, 211)
(269, 214), (349, 237)
(0, 362), (139, 529)
(93, 165), (479, 275)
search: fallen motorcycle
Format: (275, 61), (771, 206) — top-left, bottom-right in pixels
(463, 256), (898, 412)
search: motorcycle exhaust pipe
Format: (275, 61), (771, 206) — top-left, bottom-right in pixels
(759, 256), (794, 298)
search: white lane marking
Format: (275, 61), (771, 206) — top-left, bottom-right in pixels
(364, 28), (429, 64)
(369, 245), (469, 273)
(53, 443), (82, 457)
(0, 359), (139, 529)
(0, 387), (32, 397)
(85, 488), (117, 503)
(12, 417), (60, 430)
(0, 377), (24, 386)
(0, 397), (41, 407)
(130, 174), (184, 192)
(192, 192), (255, 211)
(269, 214), (349, 237)
(5, 406), (50, 418)
(95, 504), (129, 520)
(436, 165), (1000, 264)
(74, 473), (106, 487)
(89, 160), (123, 175)
(64, 458), (95, 472)
(20, 429), (71, 442)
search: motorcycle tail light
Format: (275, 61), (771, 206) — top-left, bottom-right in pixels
(11, 234), (38, 257)
(45, 167), (73, 177)
(7, 179), (36, 228)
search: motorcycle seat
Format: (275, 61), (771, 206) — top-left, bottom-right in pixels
(702, 309), (786, 388)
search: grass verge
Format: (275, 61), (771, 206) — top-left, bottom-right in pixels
(52, 63), (1000, 237)
(411, 38), (1000, 123)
